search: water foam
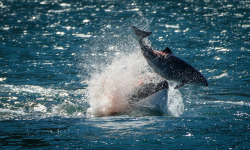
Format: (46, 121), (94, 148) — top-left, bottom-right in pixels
(167, 84), (184, 117)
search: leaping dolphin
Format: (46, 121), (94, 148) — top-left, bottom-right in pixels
(132, 26), (208, 89)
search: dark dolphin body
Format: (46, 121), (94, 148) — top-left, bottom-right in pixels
(132, 26), (208, 88)
(109, 81), (169, 116)
(128, 80), (169, 104)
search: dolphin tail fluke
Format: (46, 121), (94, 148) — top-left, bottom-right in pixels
(132, 26), (152, 39)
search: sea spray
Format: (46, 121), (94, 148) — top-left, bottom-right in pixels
(86, 49), (185, 117)
(167, 84), (184, 117)
(86, 52), (158, 117)
(84, 17), (185, 117)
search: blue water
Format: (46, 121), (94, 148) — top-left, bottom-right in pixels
(0, 0), (249, 149)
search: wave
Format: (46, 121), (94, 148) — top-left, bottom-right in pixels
(0, 84), (87, 119)
(209, 100), (250, 106)
(0, 108), (25, 115)
(0, 84), (84, 98)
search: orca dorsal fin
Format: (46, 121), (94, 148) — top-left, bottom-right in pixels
(163, 47), (173, 54)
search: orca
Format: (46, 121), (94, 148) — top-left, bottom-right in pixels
(128, 80), (169, 104)
(132, 26), (208, 89)
(108, 80), (169, 116)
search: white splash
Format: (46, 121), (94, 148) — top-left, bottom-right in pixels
(86, 52), (159, 117)
(85, 16), (185, 117)
(86, 51), (185, 117)
(167, 84), (184, 117)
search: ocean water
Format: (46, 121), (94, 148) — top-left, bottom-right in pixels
(0, 0), (249, 149)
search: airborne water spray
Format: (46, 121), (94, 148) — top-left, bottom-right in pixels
(84, 16), (184, 117)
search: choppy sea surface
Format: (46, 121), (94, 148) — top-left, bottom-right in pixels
(0, 0), (249, 149)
